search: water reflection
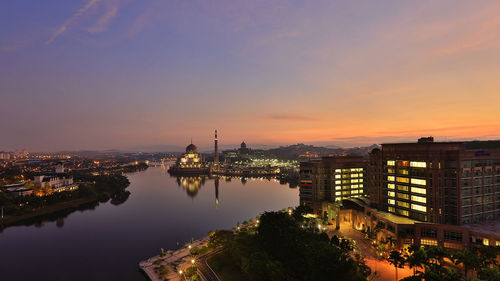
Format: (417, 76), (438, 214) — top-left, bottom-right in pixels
(175, 176), (207, 198)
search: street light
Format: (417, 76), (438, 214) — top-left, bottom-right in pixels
(191, 259), (195, 264)
(178, 270), (183, 275)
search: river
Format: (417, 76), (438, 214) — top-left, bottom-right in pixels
(0, 166), (298, 281)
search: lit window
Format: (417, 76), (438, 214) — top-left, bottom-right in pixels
(388, 183), (395, 189)
(411, 204), (427, 212)
(352, 179), (359, 183)
(397, 209), (409, 216)
(387, 160), (395, 166)
(335, 174), (341, 179)
(335, 169), (341, 173)
(411, 195), (426, 204)
(352, 190), (359, 194)
(388, 191), (395, 197)
(421, 239), (437, 246)
(388, 176), (395, 181)
(351, 184), (358, 188)
(411, 187), (426, 194)
(335, 186), (341, 190)
(388, 207), (395, 212)
(359, 184), (364, 188)
(351, 168), (357, 172)
(397, 201), (409, 208)
(411, 178), (426, 185)
(483, 239), (489, 246)
(335, 180), (341, 184)
(397, 193), (409, 200)
(335, 191), (341, 196)
(388, 199), (395, 205)
(351, 173), (358, 178)
(396, 177), (409, 183)
(359, 179), (363, 183)
(410, 161), (427, 168)
(397, 185), (408, 191)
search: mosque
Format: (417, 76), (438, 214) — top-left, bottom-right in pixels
(168, 142), (209, 175)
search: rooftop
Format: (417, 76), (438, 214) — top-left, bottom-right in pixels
(461, 220), (500, 237)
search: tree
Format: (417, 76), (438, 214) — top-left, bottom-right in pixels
(451, 249), (480, 280)
(388, 250), (405, 281)
(405, 245), (427, 276)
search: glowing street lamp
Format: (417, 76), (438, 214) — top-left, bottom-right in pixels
(191, 259), (195, 264)
(178, 270), (183, 275)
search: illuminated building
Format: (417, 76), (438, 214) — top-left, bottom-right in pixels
(168, 143), (209, 175)
(368, 137), (500, 225)
(299, 156), (366, 215)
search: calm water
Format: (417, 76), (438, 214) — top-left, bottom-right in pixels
(0, 167), (298, 281)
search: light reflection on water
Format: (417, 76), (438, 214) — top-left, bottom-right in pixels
(0, 166), (298, 281)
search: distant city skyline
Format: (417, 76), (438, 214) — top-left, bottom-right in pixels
(1, 1), (500, 151)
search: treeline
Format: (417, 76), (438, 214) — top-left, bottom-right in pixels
(0, 174), (130, 216)
(390, 244), (499, 281)
(210, 207), (369, 281)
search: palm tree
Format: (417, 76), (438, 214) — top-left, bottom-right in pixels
(388, 250), (405, 281)
(452, 249), (480, 280)
(405, 246), (427, 276)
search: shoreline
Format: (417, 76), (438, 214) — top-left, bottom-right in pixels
(0, 196), (98, 227)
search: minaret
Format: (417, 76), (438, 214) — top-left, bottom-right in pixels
(214, 129), (219, 166)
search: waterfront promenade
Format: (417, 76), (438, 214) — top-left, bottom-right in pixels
(139, 237), (216, 281)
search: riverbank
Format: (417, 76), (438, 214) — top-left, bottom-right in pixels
(139, 236), (211, 281)
(0, 196), (97, 227)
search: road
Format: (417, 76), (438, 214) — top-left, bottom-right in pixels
(196, 249), (222, 281)
(328, 221), (413, 281)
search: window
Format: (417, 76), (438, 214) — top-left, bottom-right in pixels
(396, 209), (409, 216)
(444, 231), (462, 242)
(410, 161), (427, 168)
(388, 207), (395, 213)
(335, 169), (341, 173)
(397, 193), (409, 200)
(335, 180), (341, 184)
(411, 178), (426, 185)
(335, 191), (341, 196)
(399, 169), (409, 175)
(335, 174), (341, 179)
(421, 239), (437, 246)
(397, 201), (410, 208)
(387, 160), (395, 166)
(388, 183), (395, 189)
(388, 176), (395, 181)
(335, 186), (341, 190)
(388, 191), (395, 197)
(411, 187), (426, 194)
(397, 185), (409, 191)
(412, 204), (427, 212)
(421, 228), (437, 238)
(397, 177), (409, 183)
(411, 195), (426, 204)
(388, 199), (395, 205)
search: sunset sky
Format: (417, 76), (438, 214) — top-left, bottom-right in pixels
(1, 0), (499, 152)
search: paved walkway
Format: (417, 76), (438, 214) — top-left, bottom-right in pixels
(196, 249), (222, 281)
(328, 221), (412, 281)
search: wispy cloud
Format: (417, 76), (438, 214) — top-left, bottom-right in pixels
(84, 3), (119, 33)
(45, 0), (100, 45)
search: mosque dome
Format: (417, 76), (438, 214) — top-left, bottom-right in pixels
(241, 141), (247, 149)
(186, 143), (198, 153)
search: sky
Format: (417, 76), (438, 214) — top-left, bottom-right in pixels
(1, 0), (500, 152)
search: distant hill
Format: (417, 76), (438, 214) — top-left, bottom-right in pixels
(264, 143), (379, 160)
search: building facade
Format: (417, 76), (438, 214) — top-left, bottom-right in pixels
(299, 156), (367, 213)
(368, 138), (500, 225)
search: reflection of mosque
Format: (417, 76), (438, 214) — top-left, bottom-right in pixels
(176, 176), (206, 198)
(174, 175), (223, 210)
